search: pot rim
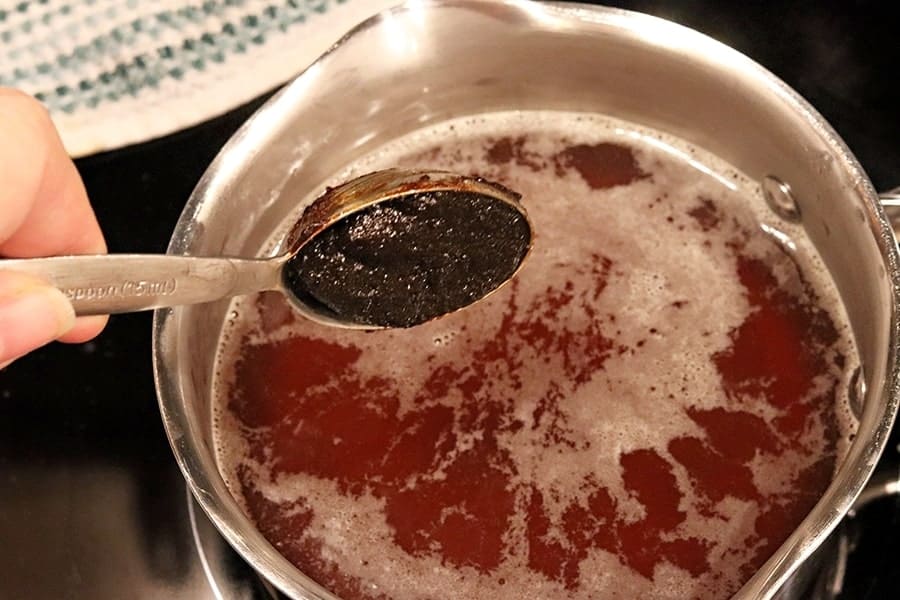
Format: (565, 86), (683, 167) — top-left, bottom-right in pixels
(152, 2), (900, 598)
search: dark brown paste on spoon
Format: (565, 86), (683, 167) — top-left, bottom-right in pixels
(283, 188), (531, 328)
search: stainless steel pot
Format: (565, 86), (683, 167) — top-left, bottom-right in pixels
(152, 2), (900, 598)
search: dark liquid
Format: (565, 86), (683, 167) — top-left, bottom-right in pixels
(285, 188), (531, 328)
(215, 113), (855, 599)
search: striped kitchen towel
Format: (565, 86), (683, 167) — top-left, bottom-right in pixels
(1, 0), (399, 156)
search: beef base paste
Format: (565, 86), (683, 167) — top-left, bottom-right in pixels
(284, 189), (530, 328)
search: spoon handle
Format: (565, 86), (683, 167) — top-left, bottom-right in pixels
(0, 254), (282, 315)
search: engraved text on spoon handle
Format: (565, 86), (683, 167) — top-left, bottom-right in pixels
(0, 255), (283, 315)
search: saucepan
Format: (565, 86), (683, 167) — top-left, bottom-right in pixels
(152, 1), (900, 598)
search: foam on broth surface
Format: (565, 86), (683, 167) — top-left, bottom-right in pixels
(212, 111), (858, 599)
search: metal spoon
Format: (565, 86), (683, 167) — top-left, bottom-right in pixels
(0, 169), (532, 329)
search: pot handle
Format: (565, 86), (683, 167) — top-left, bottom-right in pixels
(880, 187), (900, 232)
(808, 468), (900, 599)
(846, 468), (900, 517)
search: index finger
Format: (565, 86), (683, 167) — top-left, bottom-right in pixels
(0, 88), (106, 257)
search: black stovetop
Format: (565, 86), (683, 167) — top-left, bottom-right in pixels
(1, 2), (898, 599)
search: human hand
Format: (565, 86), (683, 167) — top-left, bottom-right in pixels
(0, 89), (108, 368)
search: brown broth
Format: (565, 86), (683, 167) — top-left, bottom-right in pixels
(213, 112), (857, 600)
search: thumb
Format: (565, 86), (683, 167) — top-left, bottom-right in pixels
(0, 270), (75, 368)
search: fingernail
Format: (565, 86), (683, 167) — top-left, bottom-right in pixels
(0, 284), (75, 365)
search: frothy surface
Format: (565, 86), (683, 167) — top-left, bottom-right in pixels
(213, 112), (857, 600)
